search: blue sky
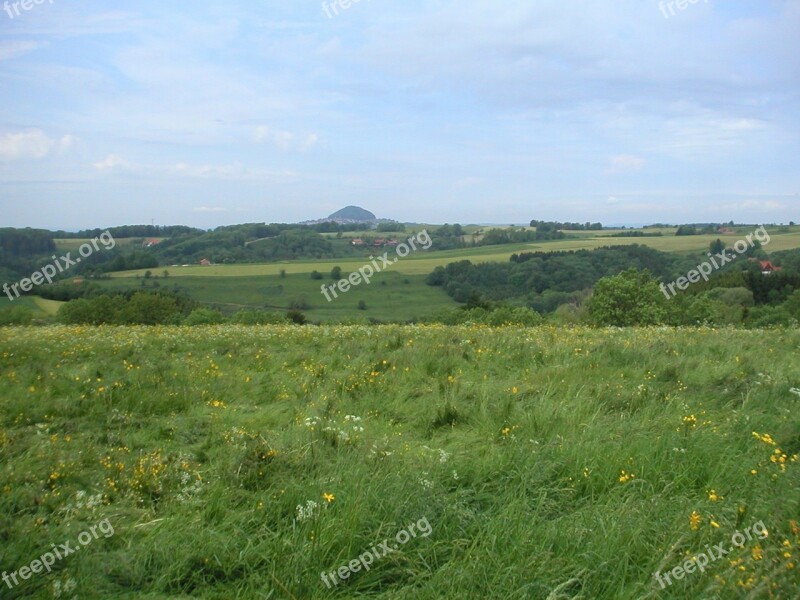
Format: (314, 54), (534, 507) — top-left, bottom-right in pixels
(0, 0), (798, 229)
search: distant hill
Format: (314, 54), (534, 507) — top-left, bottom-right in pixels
(328, 206), (376, 222)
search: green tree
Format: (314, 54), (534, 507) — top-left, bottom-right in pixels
(709, 239), (725, 254)
(783, 290), (800, 320)
(120, 292), (181, 325)
(331, 266), (342, 280)
(589, 269), (667, 326)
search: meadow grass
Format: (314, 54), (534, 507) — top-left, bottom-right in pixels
(0, 324), (798, 599)
(95, 272), (457, 322)
(31, 297), (64, 316)
(0, 296), (54, 319)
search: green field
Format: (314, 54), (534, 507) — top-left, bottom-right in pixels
(95, 272), (458, 322)
(0, 325), (798, 598)
(0, 296), (61, 320)
(111, 229), (800, 279)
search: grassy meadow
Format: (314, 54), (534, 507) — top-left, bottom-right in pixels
(0, 324), (798, 599)
(91, 272), (458, 322)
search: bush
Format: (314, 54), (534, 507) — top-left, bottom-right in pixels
(553, 303), (588, 324)
(0, 306), (34, 325)
(745, 305), (793, 327)
(706, 287), (755, 307)
(57, 291), (191, 325)
(589, 269), (666, 326)
(286, 309), (307, 325)
(119, 292), (181, 325)
(183, 308), (226, 326)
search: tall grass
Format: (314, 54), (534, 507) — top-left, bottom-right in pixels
(0, 324), (798, 598)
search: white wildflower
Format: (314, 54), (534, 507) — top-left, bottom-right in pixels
(296, 500), (319, 522)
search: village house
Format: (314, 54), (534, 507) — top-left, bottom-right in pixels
(759, 260), (782, 275)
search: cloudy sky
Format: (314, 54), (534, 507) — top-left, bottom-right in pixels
(1, 0), (798, 230)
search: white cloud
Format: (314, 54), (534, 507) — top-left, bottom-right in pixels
(93, 154), (129, 170)
(193, 206), (227, 213)
(0, 40), (47, 61)
(166, 161), (297, 181)
(0, 130), (71, 160)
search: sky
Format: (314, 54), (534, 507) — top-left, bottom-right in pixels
(0, 0), (798, 230)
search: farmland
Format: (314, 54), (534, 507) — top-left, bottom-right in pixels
(91, 272), (457, 323)
(0, 324), (798, 599)
(105, 228), (800, 279)
(50, 226), (796, 323)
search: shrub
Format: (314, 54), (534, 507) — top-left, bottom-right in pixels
(183, 308), (226, 326)
(286, 309), (307, 325)
(589, 269), (666, 326)
(0, 306), (34, 325)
